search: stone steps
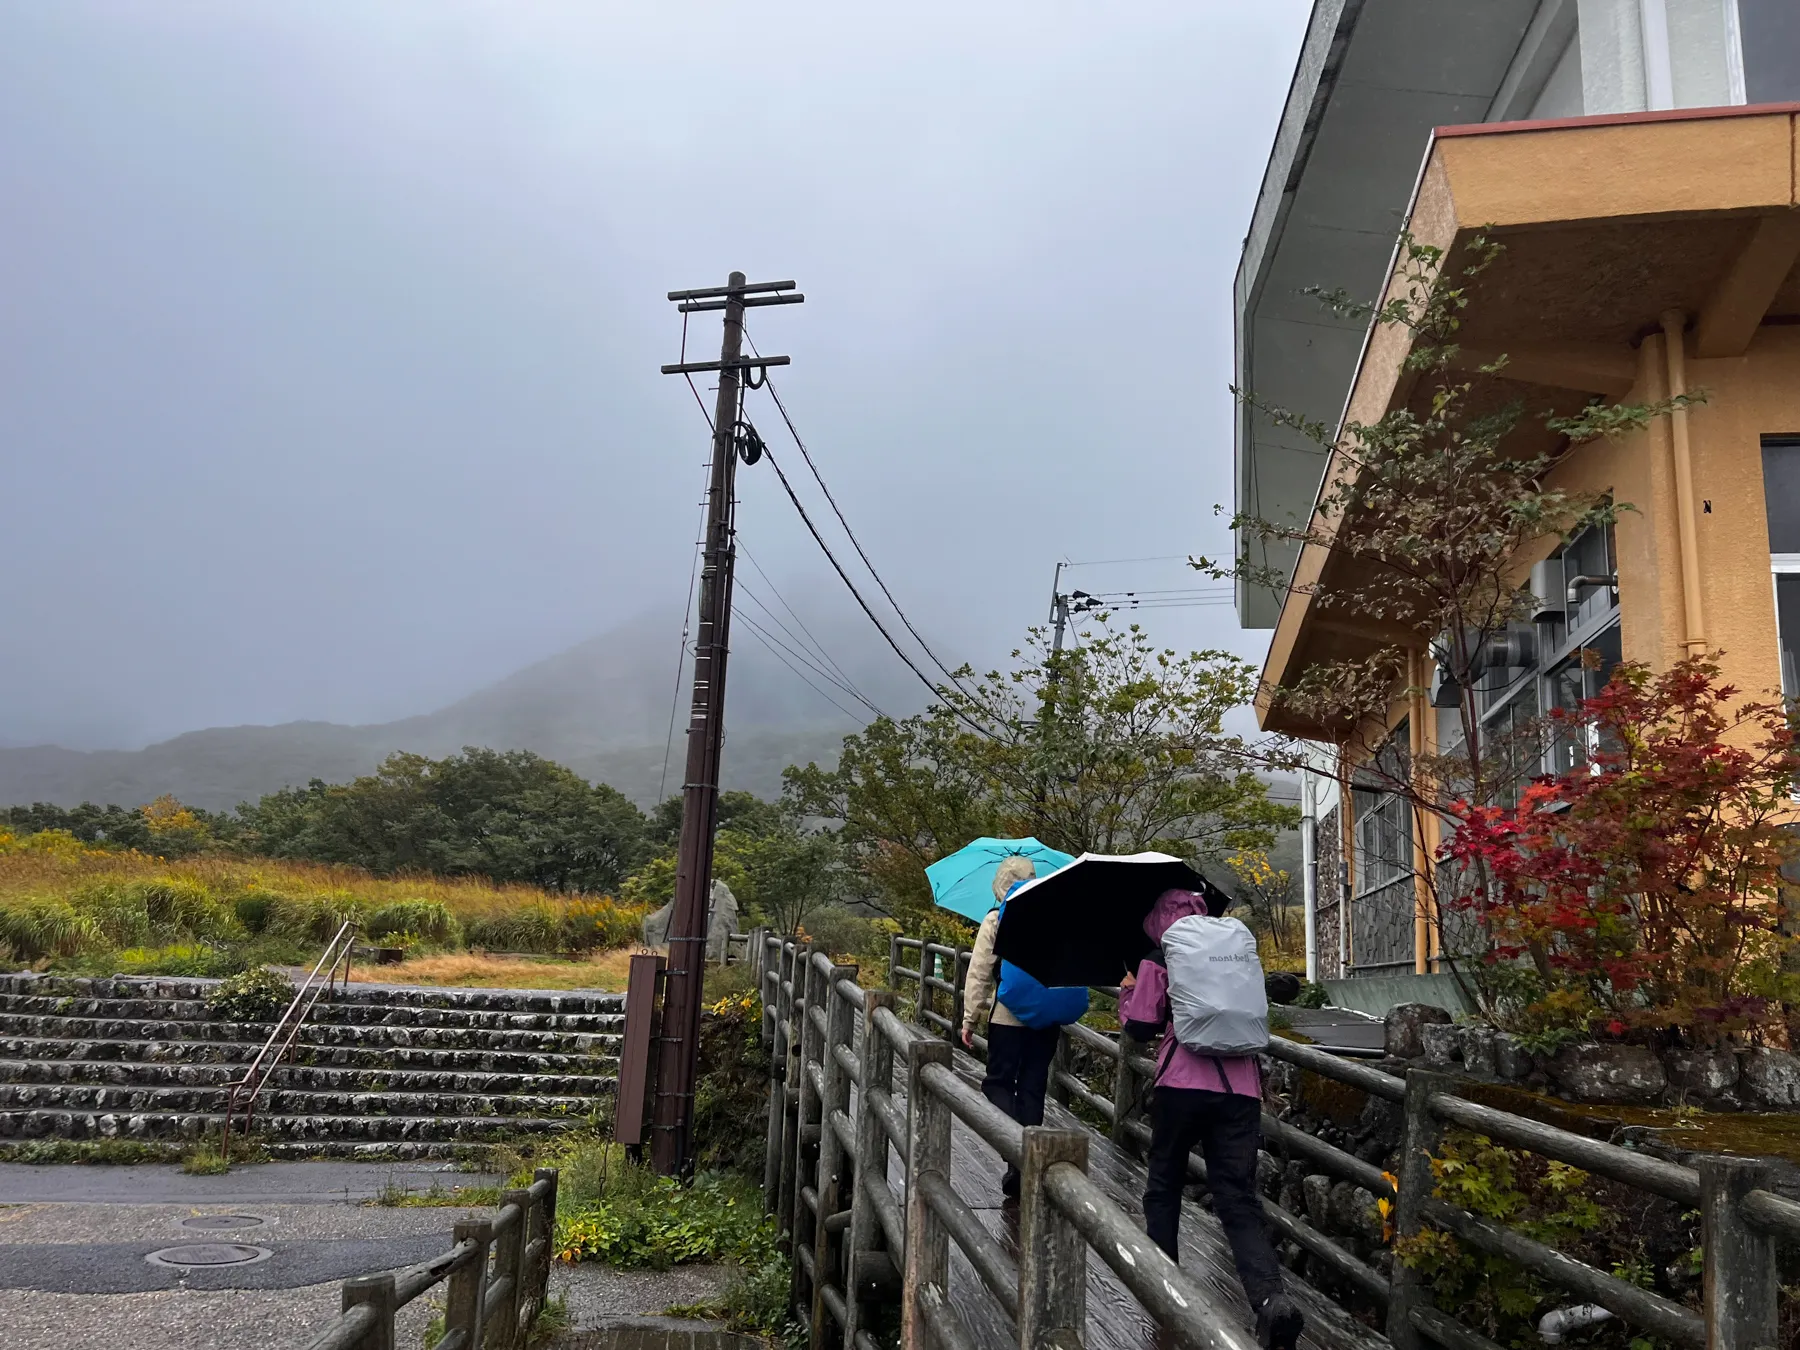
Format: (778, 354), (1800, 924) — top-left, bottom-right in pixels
(0, 991), (625, 1033)
(0, 1081), (598, 1117)
(0, 1012), (619, 1055)
(0, 1057), (611, 1097)
(0, 1035), (616, 1077)
(0, 1108), (580, 1144)
(0, 973), (625, 1015)
(0, 970), (625, 1154)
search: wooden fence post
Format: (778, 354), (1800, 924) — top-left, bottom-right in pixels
(809, 961), (859, 1350)
(901, 1037), (953, 1350)
(914, 946), (933, 1028)
(1387, 1069), (1455, 1350)
(790, 945), (824, 1256)
(888, 933), (901, 992)
(529, 1167), (558, 1321)
(1018, 1127), (1089, 1350)
(748, 927), (768, 1019)
(1049, 1032), (1073, 1107)
(485, 1188), (531, 1350)
(779, 941), (810, 1235)
(846, 989), (898, 1350)
(343, 1272), (397, 1350)
(1111, 1032), (1144, 1150)
(446, 1219), (491, 1350)
(765, 938), (792, 1213)
(1700, 1156), (1779, 1350)
(949, 948), (970, 1045)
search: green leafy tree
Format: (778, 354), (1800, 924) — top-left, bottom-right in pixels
(623, 798), (849, 936)
(233, 748), (647, 893)
(786, 619), (1296, 919)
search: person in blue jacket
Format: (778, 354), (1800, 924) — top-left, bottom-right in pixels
(960, 856), (1089, 1196)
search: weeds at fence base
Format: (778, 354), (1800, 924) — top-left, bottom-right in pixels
(370, 1176), (503, 1208)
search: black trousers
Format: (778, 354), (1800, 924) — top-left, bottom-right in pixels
(1143, 1086), (1283, 1307)
(981, 1022), (1060, 1135)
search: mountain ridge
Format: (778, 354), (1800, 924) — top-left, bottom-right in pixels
(0, 610), (918, 811)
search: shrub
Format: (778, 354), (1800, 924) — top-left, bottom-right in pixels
(234, 890), (273, 933)
(560, 897), (642, 952)
(262, 890), (361, 944)
(113, 944), (244, 978)
(0, 898), (102, 959)
(465, 902), (560, 954)
(206, 966), (295, 1023)
(1444, 655), (1800, 1035)
(365, 899), (458, 946)
(555, 1164), (774, 1269)
(793, 904), (878, 963)
(130, 878), (238, 940)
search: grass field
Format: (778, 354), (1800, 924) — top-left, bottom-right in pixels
(0, 828), (648, 976)
(343, 948), (639, 991)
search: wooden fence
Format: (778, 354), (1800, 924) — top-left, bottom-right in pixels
(754, 930), (1800, 1350)
(302, 1169), (559, 1350)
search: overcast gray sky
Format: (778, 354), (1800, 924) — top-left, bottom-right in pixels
(0, 2), (1309, 752)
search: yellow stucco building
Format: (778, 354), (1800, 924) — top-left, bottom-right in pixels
(1235, 2), (1800, 1002)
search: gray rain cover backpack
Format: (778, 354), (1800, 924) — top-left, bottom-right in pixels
(1161, 913), (1269, 1055)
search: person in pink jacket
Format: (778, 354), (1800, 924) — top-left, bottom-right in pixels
(1119, 887), (1302, 1350)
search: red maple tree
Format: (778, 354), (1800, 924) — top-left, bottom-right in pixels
(1442, 655), (1800, 1037)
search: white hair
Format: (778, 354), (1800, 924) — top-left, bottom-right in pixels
(992, 855), (1037, 900)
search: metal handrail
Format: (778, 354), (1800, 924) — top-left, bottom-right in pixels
(222, 919), (358, 1156)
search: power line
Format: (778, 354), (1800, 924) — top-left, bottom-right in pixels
(757, 440), (995, 736)
(1062, 553), (1202, 568)
(734, 581), (886, 716)
(738, 541), (865, 697)
(745, 334), (972, 692)
(657, 460), (715, 803)
(734, 606), (868, 724)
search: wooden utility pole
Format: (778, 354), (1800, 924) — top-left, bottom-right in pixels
(652, 273), (801, 1175)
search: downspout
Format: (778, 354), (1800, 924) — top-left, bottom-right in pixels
(1409, 651), (1430, 976)
(1661, 310), (1708, 657)
(1301, 767), (1319, 984)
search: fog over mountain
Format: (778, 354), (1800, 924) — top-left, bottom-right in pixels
(0, 6), (1305, 771)
(0, 608), (928, 810)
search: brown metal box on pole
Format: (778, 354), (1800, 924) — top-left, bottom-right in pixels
(615, 952), (666, 1149)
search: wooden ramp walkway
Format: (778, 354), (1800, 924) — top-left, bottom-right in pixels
(892, 1051), (1385, 1350)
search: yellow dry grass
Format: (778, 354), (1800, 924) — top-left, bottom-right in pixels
(342, 947), (643, 991)
(0, 842), (580, 919)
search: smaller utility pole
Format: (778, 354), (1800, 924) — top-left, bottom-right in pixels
(651, 273), (801, 1176)
(1048, 561), (1070, 657)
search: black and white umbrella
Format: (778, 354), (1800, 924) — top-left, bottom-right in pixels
(992, 851), (1232, 989)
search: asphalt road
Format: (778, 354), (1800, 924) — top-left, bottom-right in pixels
(0, 1159), (494, 1206)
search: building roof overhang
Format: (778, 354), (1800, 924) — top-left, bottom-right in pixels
(1257, 104), (1800, 737)
(1233, 0), (1544, 629)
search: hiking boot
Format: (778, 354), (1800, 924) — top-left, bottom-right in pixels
(1255, 1294), (1303, 1350)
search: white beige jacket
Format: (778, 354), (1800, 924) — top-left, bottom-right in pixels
(961, 910), (1022, 1032)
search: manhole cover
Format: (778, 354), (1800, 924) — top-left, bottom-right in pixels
(178, 1215), (270, 1232)
(145, 1243), (274, 1268)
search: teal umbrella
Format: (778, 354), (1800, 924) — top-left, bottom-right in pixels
(925, 837), (1076, 923)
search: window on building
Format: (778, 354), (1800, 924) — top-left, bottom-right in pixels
(1351, 723), (1416, 972)
(1763, 439), (1800, 700)
(1740, 0), (1800, 103)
